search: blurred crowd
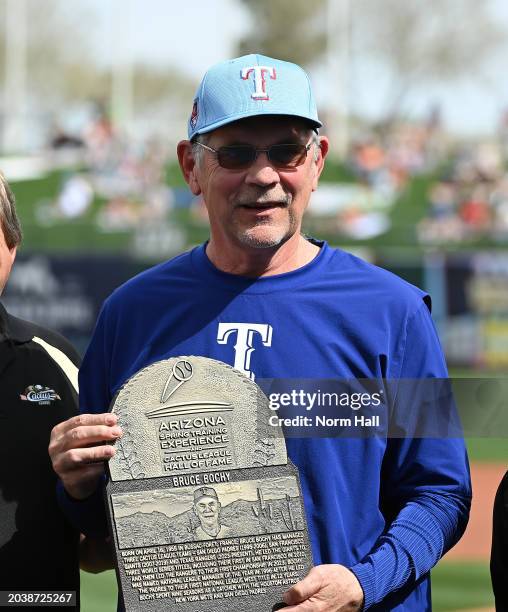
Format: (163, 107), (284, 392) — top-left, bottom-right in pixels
(32, 104), (508, 248)
(321, 111), (446, 240)
(418, 140), (508, 244)
(39, 107), (177, 233)
(348, 114), (443, 193)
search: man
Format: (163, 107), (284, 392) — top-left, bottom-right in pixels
(49, 54), (471, 611)
(0, 173), (81, 605)
(192, 486), (233, 541)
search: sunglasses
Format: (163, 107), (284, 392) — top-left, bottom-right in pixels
(194, 141), (313, 170)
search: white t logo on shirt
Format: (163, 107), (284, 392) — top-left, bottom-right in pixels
(217, 323), (273, 380)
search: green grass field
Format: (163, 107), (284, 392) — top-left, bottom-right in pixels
(466, 438), (506, 463)
(432, 562), (493, 611)
(81, 570), (117, 612)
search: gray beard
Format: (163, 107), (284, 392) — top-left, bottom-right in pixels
(237, 232), (286, 249)
(235, 204), (296, 249)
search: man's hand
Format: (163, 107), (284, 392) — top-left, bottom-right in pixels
(283, 564), (364, 612)
(49, 413), (122, 500)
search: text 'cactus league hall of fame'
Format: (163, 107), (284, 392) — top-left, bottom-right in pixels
(105, 356), (312, 611)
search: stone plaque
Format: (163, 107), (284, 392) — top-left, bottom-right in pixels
(105, 356), (312, 611)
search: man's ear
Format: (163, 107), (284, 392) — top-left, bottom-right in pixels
(177, 140), (202, 196)
(311, 136), (329, 192)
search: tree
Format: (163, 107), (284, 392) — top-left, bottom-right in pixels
(355, 0), (507, 123)
(0, 0), (98, 99)
(1, 0), (196, 146)
(236, 0), (327, 67)
(26, 0), (95, 99)
(132, 65), (195, 110)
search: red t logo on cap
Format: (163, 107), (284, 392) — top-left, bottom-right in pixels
(241, 66), (277, 101)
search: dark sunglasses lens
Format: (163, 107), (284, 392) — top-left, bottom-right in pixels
(269, 144), (307, 167)
(217, 146), (256, 169)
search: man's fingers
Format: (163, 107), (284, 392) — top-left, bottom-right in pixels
(283, 570), (323, 606)
(48, 414), (121, 500)
(60, 425), (122, 450)
(51, 413), (118, 437)
(54, 444), (116, 473)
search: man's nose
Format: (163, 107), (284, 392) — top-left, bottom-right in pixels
(244, 151), (281, 186)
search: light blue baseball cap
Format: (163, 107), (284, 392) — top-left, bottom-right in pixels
(187, 53), (322, 140)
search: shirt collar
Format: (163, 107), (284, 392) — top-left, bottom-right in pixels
(0, 300), (33, 343)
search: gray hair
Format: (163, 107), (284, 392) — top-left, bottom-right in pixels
(191, 128), (321, 168)
(310, 131), (321, 162)
(0, 172), (21, 249)
(191, 133), (210, 167)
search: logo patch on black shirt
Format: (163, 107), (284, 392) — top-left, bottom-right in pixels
(20, 384), (61, 405)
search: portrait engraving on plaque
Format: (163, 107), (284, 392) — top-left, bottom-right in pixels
(112, 476), (303, 548)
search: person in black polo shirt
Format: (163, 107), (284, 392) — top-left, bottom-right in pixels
(0, 172), (81, 607)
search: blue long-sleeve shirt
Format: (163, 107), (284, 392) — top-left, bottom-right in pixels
(59, 241), (471, 610)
